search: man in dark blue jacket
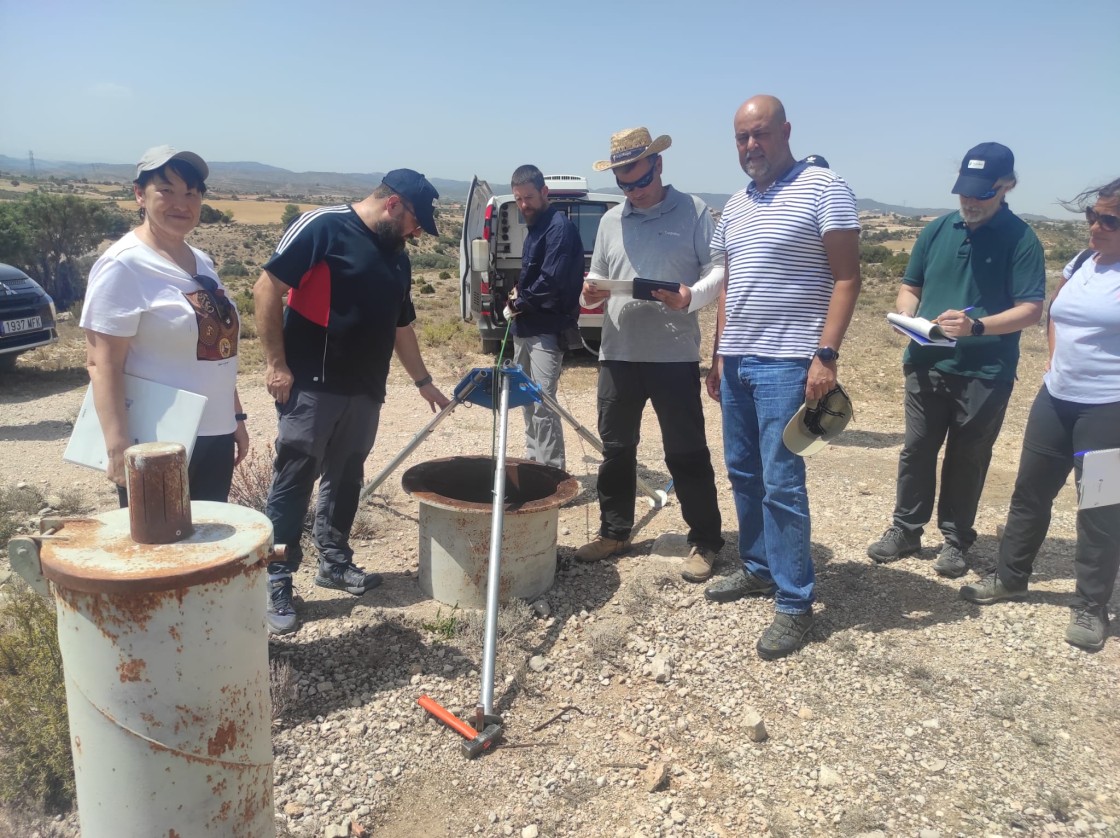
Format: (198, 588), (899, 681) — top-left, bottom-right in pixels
(506, 165), (585, 469)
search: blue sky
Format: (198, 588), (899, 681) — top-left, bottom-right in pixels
(1, 0), (1116, 218)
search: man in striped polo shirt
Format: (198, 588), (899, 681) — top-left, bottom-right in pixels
(703, 95), (862, 660)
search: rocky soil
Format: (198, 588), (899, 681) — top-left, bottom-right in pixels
(1, 288), (1118, 838)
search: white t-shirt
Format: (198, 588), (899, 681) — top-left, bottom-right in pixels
(81, 231), (240, 435)
(1045, 252), (1120, 404)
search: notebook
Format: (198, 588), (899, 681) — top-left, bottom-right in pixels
(63, 374), (208, 471)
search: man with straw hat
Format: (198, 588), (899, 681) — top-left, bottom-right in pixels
(574, 127), (725, 584)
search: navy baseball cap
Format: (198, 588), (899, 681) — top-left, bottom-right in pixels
(382, 169), (439, 235)
(952, 142), (1014, 198)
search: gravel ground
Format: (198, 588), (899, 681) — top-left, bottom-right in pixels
(1, 300), (1118, 838)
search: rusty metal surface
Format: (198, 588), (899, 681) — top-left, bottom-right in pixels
(50, 501), (275, 836)
(401, 455), (579, 513)
(125, 442), (193, 544)
(39, 501), (273, 595)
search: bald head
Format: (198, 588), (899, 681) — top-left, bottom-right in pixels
(736, 95), (786, 126)
(734, 94), (794, 189)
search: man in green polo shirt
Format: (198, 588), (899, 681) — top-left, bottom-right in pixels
(868, 142), (1045, 578)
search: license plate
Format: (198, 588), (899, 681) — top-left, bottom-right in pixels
(1, 316), (42, 334)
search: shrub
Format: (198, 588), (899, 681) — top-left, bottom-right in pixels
(219, 260), (249, 280)
(281, 204), (301, 228)
(438, 271), (451, 280)
(199, 204), (233, 224)
(229, 450), (274, 513)
(0, 580), (74, 811)
(418, 282), (436, 294)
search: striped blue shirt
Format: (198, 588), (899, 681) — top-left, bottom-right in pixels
(712, 165), (859, 358)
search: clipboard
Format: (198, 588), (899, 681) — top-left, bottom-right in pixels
(1079, 448), (1120, 509)
(63, 374), (208, 471)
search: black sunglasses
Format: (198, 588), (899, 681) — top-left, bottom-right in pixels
(615, 155), (659, 193)
(1086, 207), (1120, 232)
(193, 275), (234, 321)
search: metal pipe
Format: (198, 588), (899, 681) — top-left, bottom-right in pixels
(536, 388), (667, 507)
(358, 371), (487, 502)
(479, 372), (511, 717)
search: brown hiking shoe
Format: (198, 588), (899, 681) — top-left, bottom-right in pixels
(681, 545), (716, 583)
(574, 536), (631, 563)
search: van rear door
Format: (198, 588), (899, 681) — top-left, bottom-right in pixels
(459, 176), (493, 322)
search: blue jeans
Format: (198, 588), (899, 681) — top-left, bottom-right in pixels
(721, 356), (813, 614)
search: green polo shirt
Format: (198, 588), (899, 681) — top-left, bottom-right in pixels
(901, 205), (1045, 380)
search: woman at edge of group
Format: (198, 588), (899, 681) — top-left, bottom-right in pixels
(80, 145), (248, 505)
(960, 177), (1120, 652)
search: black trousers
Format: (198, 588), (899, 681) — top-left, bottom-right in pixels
(118, 433), (235, 507)
(998, 385), (1120, 609)
(595, 361), (723, 551)
(893, 366), (1013, 550)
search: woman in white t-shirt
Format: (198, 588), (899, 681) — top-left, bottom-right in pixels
(961, 177), (1120, 652)
(81, 146), (248, 504)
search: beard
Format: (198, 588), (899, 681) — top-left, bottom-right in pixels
(374, 218), (407, 254)
(744, 156), (771, 183)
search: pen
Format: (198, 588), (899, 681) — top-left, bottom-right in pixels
(934, 306), (974, 325)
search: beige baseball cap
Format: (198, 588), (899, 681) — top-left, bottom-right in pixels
(782, 384), (854, 457)
(135, 145), (209, 181)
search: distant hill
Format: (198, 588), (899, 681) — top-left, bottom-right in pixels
(0, 154), (1062, 220)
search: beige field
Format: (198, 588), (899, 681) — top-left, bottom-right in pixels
(110, 199), (320, 225)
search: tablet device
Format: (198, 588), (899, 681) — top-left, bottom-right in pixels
(633, 277), (680, 301)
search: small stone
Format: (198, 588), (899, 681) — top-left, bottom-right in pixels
(798, 706), (814, 720)
(528, 655), (548, 672)
(818, 766), (841, 788)
(644, 761), (670, 792)
(919, 830), (941, 838)
(743, 709), (768, 743)
(650, 654), (673, 683)
(323, 823), (349, 838)
(530, 599), (551, 619)
(922, 758), (947, 773)
(521, 826), (539, 838)
(857, 482), (871, 495)
(283, 802), (304, 816)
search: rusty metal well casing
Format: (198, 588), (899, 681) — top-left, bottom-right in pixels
(402, 456), (579, 609)
(38, 501), (275, 838)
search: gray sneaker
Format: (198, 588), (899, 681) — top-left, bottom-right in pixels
(315, 563), (383, 596)
(959, 573), (1027, 605)
(867, 525), (921, 563)
(267, 575), (299, 635)
(1065, 606), (1109, 652)
(933, 543), (968, 578)
(704, 569), (776, 603)
(756, 610), (814, 660)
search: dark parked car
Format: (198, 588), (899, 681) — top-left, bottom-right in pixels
(0, 263), (58, 371)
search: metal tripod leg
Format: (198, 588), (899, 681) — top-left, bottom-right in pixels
(358, 371), (488, 503)
(536, 389), (669, 508)
(477, 371), (511, 722)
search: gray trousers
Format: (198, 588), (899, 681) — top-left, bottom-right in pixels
(513, 334), (566, 470)
(265, 386), (382, 576)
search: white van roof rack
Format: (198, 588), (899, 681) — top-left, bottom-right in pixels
(543, 174), (588, 195)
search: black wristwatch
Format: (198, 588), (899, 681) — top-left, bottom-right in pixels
(970, 318), (986, 336)
(234, 412), (248, 422)
(815, 346), (839, 362)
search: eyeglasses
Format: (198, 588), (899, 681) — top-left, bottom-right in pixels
(970, 187), (1001, 201)
(1086, 208), (1120, 232)
(193, 274), (234, 322)
(615, 156), (659, 192)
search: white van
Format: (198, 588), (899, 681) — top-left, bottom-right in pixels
(459, 174), (621, 353)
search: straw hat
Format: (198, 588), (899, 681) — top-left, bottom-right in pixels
(593, 127), (672, 172)
(782, 384), (854, 457)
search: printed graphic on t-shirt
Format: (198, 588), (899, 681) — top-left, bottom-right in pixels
(185, 289), (239, 361)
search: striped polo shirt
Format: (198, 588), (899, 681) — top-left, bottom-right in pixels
(712, 165), (860, 358)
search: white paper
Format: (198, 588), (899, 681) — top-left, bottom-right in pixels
(63, 375), (208, 471)
(886, 312), (957, 346)
(586, 279), (633, 295)
(1079, 448), (1120, 510)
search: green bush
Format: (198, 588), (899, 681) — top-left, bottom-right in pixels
(410, 251), (456, 270)
(281, 204), (301, 228)
(418, 282), (436, 294)
(0, 581), (74, 811)
(219, 260), (249, 279)
(199, 204), (233, 225)
(438, 271), (451, 280)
